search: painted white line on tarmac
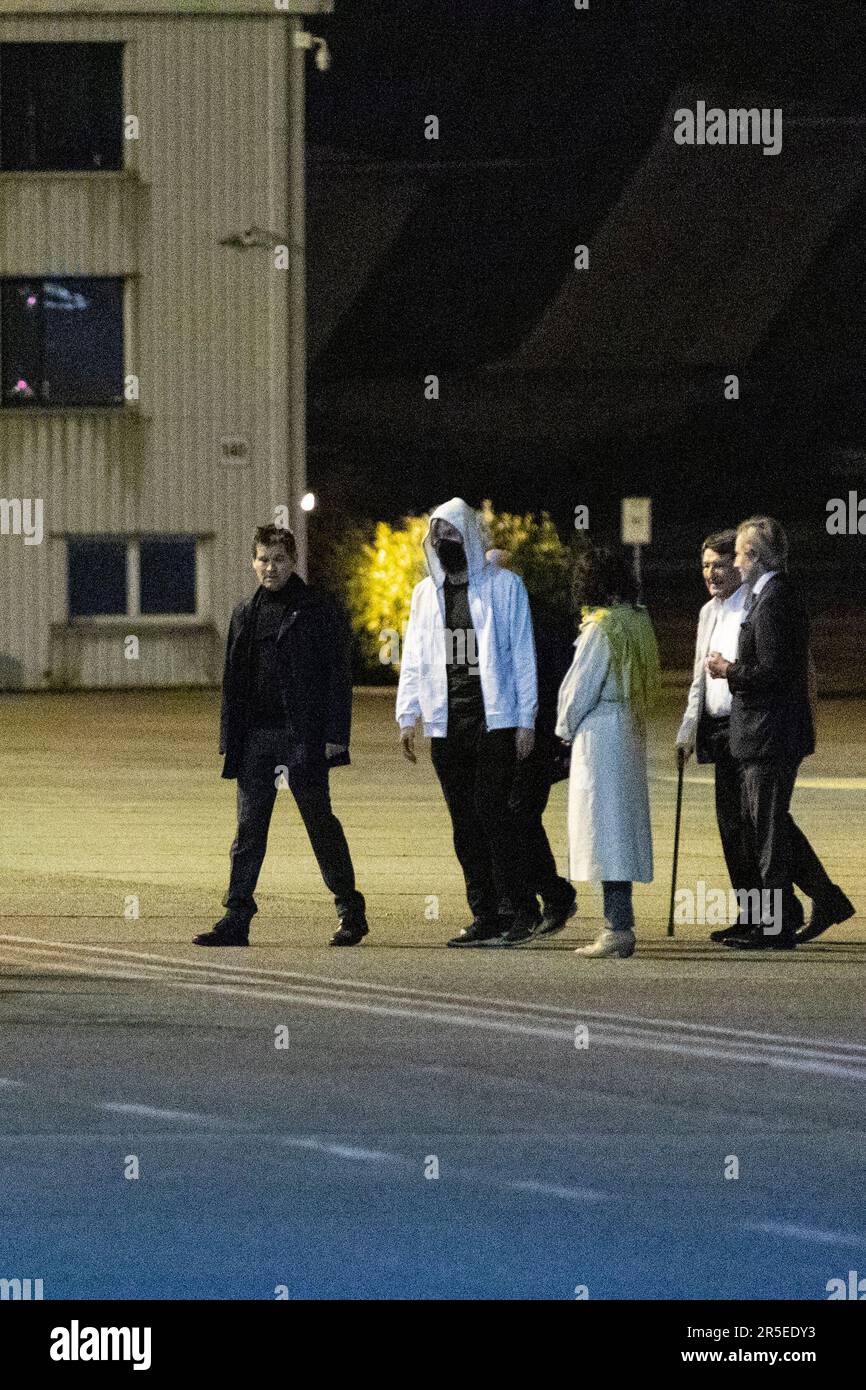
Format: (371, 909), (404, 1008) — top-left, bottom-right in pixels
(743, 1221), (866, 1249)
(281, 1136), (395, 1163)
(655, 773), (866, 791)
(99, 1102), (218, 1124)
(0, 1078), (23, 1088)
(5, 933), (866, 1059)
(3, 936), (854, 1064)
(5, 944), (866, 1084)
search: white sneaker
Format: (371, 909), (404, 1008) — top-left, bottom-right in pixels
(574, 928), (635, 959)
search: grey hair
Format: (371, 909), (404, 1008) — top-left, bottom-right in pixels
(736, 515), (788, 572)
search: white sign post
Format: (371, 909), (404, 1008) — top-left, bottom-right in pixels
(621, 497), (651, 597)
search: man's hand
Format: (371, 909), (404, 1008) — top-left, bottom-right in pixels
(325, 743), (347, 760)
(515, 728), (535, 761)
(705, 650), (731, 680)
(400, 729), (417, 763)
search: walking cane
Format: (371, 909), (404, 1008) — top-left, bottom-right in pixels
(667, 746), (685, 937)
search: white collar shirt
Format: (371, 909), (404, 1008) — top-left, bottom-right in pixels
(705, 583), (749, 717)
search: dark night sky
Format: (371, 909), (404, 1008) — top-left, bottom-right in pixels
(303, 0), (866, 594)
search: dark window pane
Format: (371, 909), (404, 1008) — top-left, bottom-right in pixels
(68, 538), (127, 617)
(1, 277), (124, 407)
(0, 43), (123, 172)
(140, 538), (197, 615)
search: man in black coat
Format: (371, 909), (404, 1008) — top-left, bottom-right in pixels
(706, 516), (853, 949)
(195, 524), (369, 948)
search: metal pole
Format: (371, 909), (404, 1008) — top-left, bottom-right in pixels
(633, 542), (643, 604)
(288, 18), (308, 578)
(667, 746), (685, 937)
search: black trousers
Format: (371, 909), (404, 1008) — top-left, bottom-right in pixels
(703, 716), (761, 902)
(430, 720), (536, 923)
(738, 756), (835, 930)
(223, 727), (363, 923)
(507, 731), (573, 908)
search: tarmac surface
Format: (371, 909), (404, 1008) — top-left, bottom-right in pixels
(1, 688), (864, 1299)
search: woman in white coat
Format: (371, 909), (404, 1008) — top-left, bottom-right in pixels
(555, 545), (660, 958)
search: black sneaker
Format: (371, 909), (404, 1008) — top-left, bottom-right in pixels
(193, 915), (250, 947)
(498, 910), (543, 946)
(447, 919), (506, 947)
(537, 886), (578, 937)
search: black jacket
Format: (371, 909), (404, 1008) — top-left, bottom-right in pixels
(727, 573), (815, 763)
(219, 574), (353, 779)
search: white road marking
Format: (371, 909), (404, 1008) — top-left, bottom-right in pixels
(0, 1077), (24, 1088)
(4, 940), (866, 1083)
(281, 1136), (395, 1163)
(4, 933), (865, 1058)
(99, 1102), (218, 1123)
(743, 1221), (866, 1249)
(655, 773), (866, 791)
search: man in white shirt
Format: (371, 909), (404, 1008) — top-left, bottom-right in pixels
(676, 530), (761, 942)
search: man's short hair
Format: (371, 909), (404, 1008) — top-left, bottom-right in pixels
(701, 528), (736, 559)
(736, 515), (788, 571)
(252, 524), (297, 560)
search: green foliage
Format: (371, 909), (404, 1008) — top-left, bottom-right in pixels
(481, 500), (574, 621)
(345, 517), (429, 670)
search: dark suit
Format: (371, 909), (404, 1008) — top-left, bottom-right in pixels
(727, 574), (832, 933)
(218, 574), (363, 926)
(220, 574), (352, 779)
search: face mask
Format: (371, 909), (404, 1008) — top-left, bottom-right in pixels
(435, 539), (466, 572)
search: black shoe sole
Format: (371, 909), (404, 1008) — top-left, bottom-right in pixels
(447, 935), (505, 947)
(723, 938), (796, 951)
(193, 937), (249, 947)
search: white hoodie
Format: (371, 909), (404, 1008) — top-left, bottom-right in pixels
(395, 498), (538, 736)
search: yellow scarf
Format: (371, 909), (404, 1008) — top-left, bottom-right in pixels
(580, 603), (661, 727)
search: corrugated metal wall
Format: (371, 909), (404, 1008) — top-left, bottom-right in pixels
(0, 11), (295, 687)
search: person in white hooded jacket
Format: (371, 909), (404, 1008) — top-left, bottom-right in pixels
(396, 498), (540, 946)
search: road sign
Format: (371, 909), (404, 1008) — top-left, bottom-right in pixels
(622, 497), (652, 546)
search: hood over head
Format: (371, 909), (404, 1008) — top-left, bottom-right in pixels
(423, 498), (491, 587)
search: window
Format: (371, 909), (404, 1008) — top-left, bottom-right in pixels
(0, 43), (123, 172)
(68, 538), (127, 618)
(1, 278), (124, 408)
(140, 538), (197, 615)
(68, 537), (200, 620)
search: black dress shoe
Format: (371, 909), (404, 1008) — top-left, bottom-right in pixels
(447, 919), (506, 947)
(796, 885), (855, 943)
(723, 927), (796, 951)
(537, 887), (578, 937)
(330, 918), (369, 947)
(193, 915), (250, 947)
